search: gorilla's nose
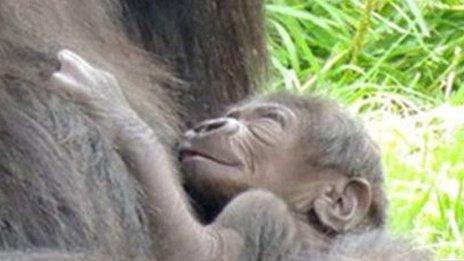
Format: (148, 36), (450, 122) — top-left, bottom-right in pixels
(187, 117), (240, 137)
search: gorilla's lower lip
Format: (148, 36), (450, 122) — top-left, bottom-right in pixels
(179, 149), (236, 167)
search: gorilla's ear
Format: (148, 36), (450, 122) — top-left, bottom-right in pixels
(313, 178), (372, 232)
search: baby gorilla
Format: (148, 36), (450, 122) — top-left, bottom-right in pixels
(49, 50), (426, 260)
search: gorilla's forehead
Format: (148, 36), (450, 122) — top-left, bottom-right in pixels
(225, 93), (302, 113)
(228, 101), (294, 115)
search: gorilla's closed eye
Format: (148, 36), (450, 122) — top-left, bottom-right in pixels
(260, 110), (286, 127)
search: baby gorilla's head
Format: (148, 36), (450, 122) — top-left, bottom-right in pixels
(179, 93), (386, 233)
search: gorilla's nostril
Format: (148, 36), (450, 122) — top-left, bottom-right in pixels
(204, 120), (226, 132)
(193, 118), (228, 133)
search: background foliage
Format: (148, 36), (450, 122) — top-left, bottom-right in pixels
(265, 0), (464, 258)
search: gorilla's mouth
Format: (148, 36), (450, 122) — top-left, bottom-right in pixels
(179, 149), (236, 167)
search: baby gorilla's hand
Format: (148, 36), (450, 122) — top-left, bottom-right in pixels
(50, 50), (136, 133)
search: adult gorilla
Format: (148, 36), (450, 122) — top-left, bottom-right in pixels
(0, 0), (264, 259)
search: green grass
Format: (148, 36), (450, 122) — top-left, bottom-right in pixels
(264, 0), (464, 258)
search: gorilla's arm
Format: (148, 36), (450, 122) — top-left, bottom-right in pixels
(49, 50), (298, 260)
(50, 50), (215, 259)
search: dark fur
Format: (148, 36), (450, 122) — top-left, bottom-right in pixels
(0, 0), (265, 258)
(292, 229), (430, 260)
(121, 0), (266, 123)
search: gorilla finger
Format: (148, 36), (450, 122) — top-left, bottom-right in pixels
(57, 50), (95, 80)
(58, 49), (94, 69)
(49, 72), (91, 103)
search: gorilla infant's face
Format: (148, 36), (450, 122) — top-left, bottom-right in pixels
(179, 101), (315, 199)
(179, 96), (376, 230)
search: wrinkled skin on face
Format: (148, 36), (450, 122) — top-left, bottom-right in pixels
(180, 102), (297, 181)
(179, 100), (346, 220)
